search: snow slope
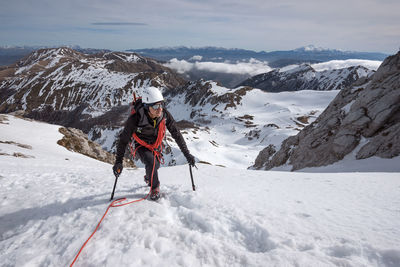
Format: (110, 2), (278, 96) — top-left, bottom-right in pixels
(1, 115), (400, 267)
(164, 88), (340, 169)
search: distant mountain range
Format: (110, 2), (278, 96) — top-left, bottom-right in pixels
(1, 45), (388, 68)
(128, 45), (388, 67)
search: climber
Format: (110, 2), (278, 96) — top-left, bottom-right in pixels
(113, 86), (195, 200)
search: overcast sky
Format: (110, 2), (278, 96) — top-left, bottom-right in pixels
(1, 0), (399, 53)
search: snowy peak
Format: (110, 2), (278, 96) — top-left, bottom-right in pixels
(293, 45), (353, 53)
(17, 47), (84, 69)
(100, 52), (145, 63)
(294, 45), (329, 52)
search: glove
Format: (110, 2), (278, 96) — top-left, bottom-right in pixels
(185, 153), (196, 167)
(113, 162), (123, 177)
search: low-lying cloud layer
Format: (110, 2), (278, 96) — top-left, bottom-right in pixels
(165, 58), (382, 77)
(164, 58), (273, 76)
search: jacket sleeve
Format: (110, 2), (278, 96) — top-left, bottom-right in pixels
(165, 110), (191, 157)
(115, 114), (137, 164)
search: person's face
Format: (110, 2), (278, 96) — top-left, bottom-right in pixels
(148, 102), (163, 118)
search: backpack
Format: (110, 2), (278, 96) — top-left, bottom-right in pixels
(130, 92), (144, 115)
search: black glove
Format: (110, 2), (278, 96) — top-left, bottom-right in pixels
(113, 162), (123, 177)
(185, 153), (196, 167)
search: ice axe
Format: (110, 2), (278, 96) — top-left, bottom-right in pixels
(110, 168), (121, 201)
(189, 164), (196, 191)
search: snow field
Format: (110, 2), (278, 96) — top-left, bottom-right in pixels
(1, 115), (400, 267)
(1, 161), (400, 266)
(165, 89), (339, 168)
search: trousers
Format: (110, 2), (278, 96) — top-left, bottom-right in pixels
(137, 147), (160, 189)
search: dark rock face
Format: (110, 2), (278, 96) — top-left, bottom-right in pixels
(253, 144), (276, 169)
(252, 52), (400, 171)
(237, 64), (374, 92)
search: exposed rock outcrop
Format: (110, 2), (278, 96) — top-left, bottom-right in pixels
(253, 144), (276, 169)
(57, 127), (135, 167)
(253, 52), (400, 170)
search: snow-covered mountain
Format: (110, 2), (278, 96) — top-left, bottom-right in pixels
(0, 47), (185, 144)
(237, 64), (374, 92)
(0, 47), (184, 115)
(1, 114), (399, 266)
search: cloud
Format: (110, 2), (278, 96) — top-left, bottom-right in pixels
(91, 22), (147, 26)
(164, 58), (272, 76)
(189, 55), (203, 61)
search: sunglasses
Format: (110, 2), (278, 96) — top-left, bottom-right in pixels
(149, 103), (164, 110)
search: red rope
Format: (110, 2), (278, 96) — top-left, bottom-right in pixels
(70, 154), (157, 266)
(132, 119), (166, 162)
(70, 120), (166, 266)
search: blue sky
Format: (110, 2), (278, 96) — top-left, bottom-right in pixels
(1, 0), (399, 53)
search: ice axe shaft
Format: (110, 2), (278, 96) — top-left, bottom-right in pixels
(189, 165), (196, 191)
(110, 172), (120, 201)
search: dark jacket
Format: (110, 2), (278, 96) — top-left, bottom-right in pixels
(115, 105), (190, 164)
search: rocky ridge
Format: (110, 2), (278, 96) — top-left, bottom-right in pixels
(238, 64), (374, 92)
(252, 52), (400, 170)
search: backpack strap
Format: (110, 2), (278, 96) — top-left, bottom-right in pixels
(130, 92), (142, 115)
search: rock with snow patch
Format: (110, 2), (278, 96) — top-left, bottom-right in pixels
(252, 144), (277, 169)
(57, 126), (135, 167)
(254, 52), (400, 170)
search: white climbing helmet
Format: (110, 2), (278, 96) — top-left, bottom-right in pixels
(142, 86), (164, 104)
